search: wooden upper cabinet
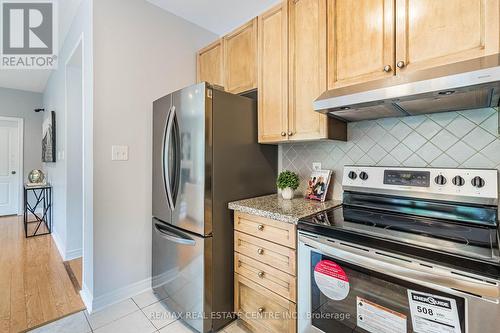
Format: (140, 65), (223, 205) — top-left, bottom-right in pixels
(288, 0), (328, 141)
(258, 2), (289, 143)
(224, 19), (258, 94)
(197, 39), (224, 87)
(396, 0), (500, 74)
(327, 0), (396, 89)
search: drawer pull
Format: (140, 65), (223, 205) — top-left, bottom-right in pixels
(258, 271), (265, 278)
(258, 307), (265, 314)
(257, 248), (264, 255)
(257, 224), (264, 231)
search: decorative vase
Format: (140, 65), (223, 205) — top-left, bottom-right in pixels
(281, 187), (294, 200)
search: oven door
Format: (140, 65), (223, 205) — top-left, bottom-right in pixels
(298, 232), (500, 333)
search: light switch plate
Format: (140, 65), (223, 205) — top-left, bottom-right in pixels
(313, 162), (322, 171)
(112, 145), (129, 161)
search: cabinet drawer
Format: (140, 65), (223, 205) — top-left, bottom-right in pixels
(235, 252), (296, 302)
(234, 212), (296, 248)
(235, 274), (296, 333)
(235, 231), (296, 275)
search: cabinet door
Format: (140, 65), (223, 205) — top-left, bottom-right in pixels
(224, 19), (258, 94)
(396, 0), (500, 74)
(197, 39), (224, 87)
(235, 274), (296, 333)
(328, 0), (396, 89)
(289, 0), (328, 141)
(258, 2), (289, 143)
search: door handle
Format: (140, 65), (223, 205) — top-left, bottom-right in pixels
(11, 171), (16, 175)
(300, 234), (499, 299)
(154, 221), (195, 246)
(163, 106), (176, 210)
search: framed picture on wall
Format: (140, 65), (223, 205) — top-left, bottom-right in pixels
(42, 111), (56, 162)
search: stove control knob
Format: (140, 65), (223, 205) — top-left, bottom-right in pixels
(434, 175), (447, 186)
(452, 176), (465, 187)
(471, 176), (485, 188)
(359, 172), (369, 181)
(348, 171), (357, 180)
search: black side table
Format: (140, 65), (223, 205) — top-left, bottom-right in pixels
(24, 184), (52, 238)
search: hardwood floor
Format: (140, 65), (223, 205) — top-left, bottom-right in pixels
(64, 258), (82, 292)
(0, 215), (85, 333)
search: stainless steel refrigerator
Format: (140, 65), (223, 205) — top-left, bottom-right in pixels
(152, 83), (277, 333)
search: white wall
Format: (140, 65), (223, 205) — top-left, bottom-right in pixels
(92, 0), (216, 309)
(42, 0), (93, 308)
(0, 88), (44, 184)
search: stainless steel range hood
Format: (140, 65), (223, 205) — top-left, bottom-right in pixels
(314, 54), (500, 122)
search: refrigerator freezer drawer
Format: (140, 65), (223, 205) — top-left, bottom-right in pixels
(152, 218), (212, 333)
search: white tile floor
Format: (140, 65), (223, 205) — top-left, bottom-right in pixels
(28, 289), (251, 333)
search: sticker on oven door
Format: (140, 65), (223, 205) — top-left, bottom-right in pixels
(407, 290), (461, 333)
(357, 297), (407, 333)
(313, 260), (349, 300)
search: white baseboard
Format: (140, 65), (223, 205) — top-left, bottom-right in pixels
(52, 232), (82, 261)
(90, 277), (152, 313)
(80, 283), (93, 313)
(51, 231), (66, 260)
(65, 248), (83, 261)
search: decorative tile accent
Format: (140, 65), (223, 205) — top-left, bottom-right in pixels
(281, 108), (499, 200)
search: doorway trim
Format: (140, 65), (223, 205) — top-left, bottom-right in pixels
(0, 116), (24, 215)
(64, 34), (85, 261)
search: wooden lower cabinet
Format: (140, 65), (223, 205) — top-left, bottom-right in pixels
(235, 274), (296, 333)
(234, 213), (297, 333)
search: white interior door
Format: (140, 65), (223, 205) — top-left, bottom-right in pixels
(0, 119), (21, 216)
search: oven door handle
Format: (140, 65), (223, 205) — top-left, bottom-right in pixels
(300, 234), (500, 299)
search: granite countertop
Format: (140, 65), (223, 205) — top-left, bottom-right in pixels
(228, 194), (342, 224)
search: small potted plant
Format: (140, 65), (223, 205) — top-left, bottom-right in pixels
(277, 170), (300, 200)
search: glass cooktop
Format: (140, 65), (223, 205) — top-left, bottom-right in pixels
(300, 204), (500, 263)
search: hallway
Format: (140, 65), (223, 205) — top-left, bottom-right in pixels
(0, 215), (85, 332)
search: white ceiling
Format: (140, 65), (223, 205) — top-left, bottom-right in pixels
(146, 0), (281, 35)
(0, 0), (83, 93)
(0, 0), (281, 93)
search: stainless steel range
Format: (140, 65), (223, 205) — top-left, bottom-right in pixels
(298, 166), (500, 333)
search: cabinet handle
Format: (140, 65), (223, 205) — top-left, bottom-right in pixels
(397, 61), (406, 69)
(288, 131), (293, 136)
(383, 65), (392, 72)
(258, 307), (265, 314)
(258, 271), (265, 278)
(257, 248), (264, 255)
(257, 224), (264, 231)
(281, 131), (286, 137)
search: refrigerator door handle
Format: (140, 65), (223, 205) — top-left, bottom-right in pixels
(163, 105), (176, 210)
(171, 108), (181, 207)
(153, 220), (196, 246)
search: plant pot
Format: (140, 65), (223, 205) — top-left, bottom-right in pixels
(281, 187), (294, 200)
